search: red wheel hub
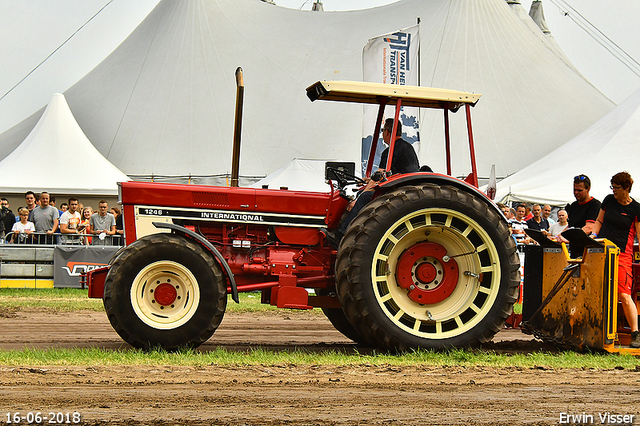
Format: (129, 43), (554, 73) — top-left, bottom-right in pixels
(396, 242), (459, 304)
(154, 283), (177, 306)
(416, 263), (437, 283)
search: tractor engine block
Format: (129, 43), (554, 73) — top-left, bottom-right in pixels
(192, 221), (335, 307)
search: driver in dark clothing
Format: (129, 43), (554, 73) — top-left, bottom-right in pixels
(322, 118), (420, 247)
(377, 120), (420, 175)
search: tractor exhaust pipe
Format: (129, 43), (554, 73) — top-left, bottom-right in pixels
(230, 67), (244, 187)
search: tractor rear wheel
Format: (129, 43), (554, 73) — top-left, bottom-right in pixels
(336, 184), (520, 352)
(318, 290), (371, 346)
(103, 233), (226, 350)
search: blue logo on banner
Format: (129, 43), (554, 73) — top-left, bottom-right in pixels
(385, 32), (411, 72)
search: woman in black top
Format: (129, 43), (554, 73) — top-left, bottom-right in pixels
(591, 171), (640, 348)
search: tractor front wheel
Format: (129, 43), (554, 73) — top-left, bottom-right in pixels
(103, 233), (227, 350)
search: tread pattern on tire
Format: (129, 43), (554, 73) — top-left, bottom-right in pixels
(335, 183), (520, 352)
(320, 305), (372, 346)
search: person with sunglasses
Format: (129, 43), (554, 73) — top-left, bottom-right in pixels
(590, 171), (640, 348)
(565, 174), (601, 235)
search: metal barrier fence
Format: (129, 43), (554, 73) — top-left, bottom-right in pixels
(0, 233), (123, 288)
(2, 232), (122, 246)
(0, 244), (54, 282)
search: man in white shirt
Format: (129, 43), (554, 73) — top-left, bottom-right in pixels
(548, 209), (569, 240)
(59, 197), (82, 244)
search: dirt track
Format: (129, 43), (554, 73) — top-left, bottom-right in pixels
(1, 309), (639, 425)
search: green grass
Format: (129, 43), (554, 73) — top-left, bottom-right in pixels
(0, 289), (518, 317)
(0, 288), (315, 315)
(0, 346), (637, 369)
(0, 288), (104, 311)
(1, 289), (637, 369)
(225, 292), (321, 315)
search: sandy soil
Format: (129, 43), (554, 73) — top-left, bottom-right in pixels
(1, 309), (639, 425)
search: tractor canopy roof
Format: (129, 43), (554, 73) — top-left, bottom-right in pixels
(306, 80), (481, 111)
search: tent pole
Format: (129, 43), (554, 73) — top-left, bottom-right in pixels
(417, 17), (421, 87)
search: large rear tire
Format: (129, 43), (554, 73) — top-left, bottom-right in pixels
(318, 289), (371, 346)
(321, 306), (371, 345)
(336, 184), (520, 352)
(103, 233), (227, 350)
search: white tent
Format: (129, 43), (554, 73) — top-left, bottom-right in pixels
(495, 86), (640, 206)
(0, 93), (130, 195)
(526, 0), (574, 67)
(0, 0), (613, 184)
(250, 158), (333, 192)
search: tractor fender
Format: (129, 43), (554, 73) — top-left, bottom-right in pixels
(152, 221), (239, 303)
(376, 172), (505, 218)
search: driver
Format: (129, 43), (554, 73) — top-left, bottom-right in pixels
(322, 118), (420, 247)
(378, 118), (420, 175)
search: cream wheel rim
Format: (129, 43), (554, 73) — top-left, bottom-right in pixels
(130, 260), (201, 330)
(371, 208), (502, 339)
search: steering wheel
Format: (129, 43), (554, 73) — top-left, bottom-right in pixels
(327, 167), (367, 187)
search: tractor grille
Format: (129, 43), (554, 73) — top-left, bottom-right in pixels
(192, 191), (230, 207)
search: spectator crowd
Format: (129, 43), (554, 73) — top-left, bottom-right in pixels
(496, 174), (603, 246)
(0, 191), (123, 245)
(497, 172), (640, 348)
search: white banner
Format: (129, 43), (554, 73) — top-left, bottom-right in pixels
(361, 24), (420, 174)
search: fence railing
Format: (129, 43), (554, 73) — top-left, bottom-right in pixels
(0, 234), (122, 288)
(2, 232), (123, 246)
(0, 244), (54, 280)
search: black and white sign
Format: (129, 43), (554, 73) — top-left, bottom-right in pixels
(53, 246), (120, 288)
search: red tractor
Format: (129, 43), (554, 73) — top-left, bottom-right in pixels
(87, 78), (520, 351)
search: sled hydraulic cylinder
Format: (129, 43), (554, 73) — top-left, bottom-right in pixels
(231, 67), (244, 187)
